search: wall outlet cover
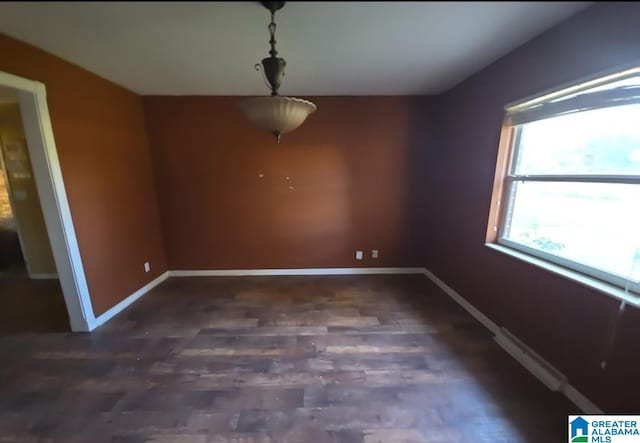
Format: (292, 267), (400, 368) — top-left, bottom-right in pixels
(372, 249), (379, 259)
(144, 261), (150, 272)
(355, 251), (363, 260)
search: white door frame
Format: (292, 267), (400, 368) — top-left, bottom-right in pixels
(0, 70), (94, 331)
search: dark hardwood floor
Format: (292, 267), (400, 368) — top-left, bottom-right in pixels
(0, 265), (69, 334)
(0, 275), (576, 442)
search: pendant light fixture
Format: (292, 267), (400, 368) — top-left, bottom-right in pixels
(238, 2), (316, 143)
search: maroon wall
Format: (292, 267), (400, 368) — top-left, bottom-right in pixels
(432, 3), (640, 412)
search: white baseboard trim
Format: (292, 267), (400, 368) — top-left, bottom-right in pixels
(29, 272), (58, 280)
(421, 267), (603, 414)
(421, 268), (499, 335)
(169, 267), (426, 277)
(89, 271), (169, 331)
(563, 384), (604, 414)
(494, 327), (567, 392)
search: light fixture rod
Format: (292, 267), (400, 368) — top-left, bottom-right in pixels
(257, 2), (286, 97)
(239, 1), (316, 143)
(268, 12), (278, 58)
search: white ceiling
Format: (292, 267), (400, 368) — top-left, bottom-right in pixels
(0, 2), (589, 96)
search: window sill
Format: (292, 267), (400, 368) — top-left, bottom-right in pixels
(485, 243), (640, 307)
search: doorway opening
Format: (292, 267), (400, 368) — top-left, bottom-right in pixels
(0, 86), (66, 332)
(0, 71), (94, 332)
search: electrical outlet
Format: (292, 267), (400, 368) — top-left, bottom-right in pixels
(355, 250), (363, 260)
(144, 261), (150, 273)
(371, 249), (379, 259)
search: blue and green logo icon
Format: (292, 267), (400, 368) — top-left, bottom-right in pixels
(570, 416), (589, 443)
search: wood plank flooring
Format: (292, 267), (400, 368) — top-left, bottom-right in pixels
(0, 275), (577, 442)
(0, 269), (69, 334)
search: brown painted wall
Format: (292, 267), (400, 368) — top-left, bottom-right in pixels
(144, 96), (437, 270)
(0, 34), (166, 316)
(0, 102), (56, 274)
(433, 3), (640, 412)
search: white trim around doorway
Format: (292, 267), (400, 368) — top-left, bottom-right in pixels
(0, 70), (94, 331)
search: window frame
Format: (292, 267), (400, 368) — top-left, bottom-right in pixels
(487, 68), (640, 299)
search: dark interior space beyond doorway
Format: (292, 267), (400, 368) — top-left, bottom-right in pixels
(0, 263), (69, 334)
(0, 226), (22, 268)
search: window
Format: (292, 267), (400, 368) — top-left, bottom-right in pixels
(489, 67), (640, 297)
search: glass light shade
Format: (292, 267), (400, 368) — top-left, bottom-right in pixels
(238, 96), (317, 137)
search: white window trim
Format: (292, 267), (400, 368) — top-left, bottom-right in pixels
(486, 242), (640, 308)
(491, 65), (640, 304)
(498, 236), (639, 294)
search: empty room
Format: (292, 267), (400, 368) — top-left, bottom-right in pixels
(0, 2), (638, 442)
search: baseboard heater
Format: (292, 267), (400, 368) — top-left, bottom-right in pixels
(494, 327), (568, 392)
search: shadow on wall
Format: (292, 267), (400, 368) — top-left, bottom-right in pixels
(282, 96), (417, 268)
(334, 97), (414, 267)
(404, 95), (444, 267)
